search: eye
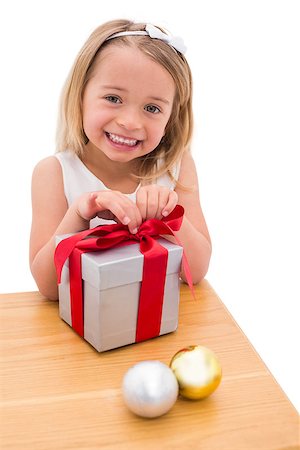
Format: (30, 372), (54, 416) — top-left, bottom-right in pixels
(105, 95), (121, 104)
(144, 104), (161, 114)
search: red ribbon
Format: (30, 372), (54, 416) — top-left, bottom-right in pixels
(54, 205), (193, 342)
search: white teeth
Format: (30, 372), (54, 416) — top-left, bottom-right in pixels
(108, 133), (138, 146)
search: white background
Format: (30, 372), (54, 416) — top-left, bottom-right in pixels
(1, 1), (299, 412)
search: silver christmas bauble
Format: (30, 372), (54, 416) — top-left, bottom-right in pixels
(122, 361), (179, 418)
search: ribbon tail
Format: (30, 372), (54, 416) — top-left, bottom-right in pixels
(55, 228), (97, 283)
(162, 204), (184, 230)
(164, 233), (196, 301)
(181, 251), (196, 300)
(68, 248), (84, 337)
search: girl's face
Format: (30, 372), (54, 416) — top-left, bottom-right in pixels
(82, 45), (175, 164)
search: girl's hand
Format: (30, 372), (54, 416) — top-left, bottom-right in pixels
(136, 185), (178, 221)
(75, 190), (142, 234)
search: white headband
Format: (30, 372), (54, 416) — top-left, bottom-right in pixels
(105, 24), (187, 55)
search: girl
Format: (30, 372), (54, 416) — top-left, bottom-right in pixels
(30, 19), (212, 300)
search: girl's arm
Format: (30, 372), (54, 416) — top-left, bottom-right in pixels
(135, 151), (211, 284)
(30, 156), (142, 300)
(174, 151), (212, 284)
(30, 157), (88, 300)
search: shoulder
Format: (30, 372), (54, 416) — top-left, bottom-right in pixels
(175, 150), (210, 236)
(31, 156), (68, 239)
(31, 156), (65, 203)
(179, 149), (196, 172)
(32, 155), (62, 180)
(177, 150), (199, 188)
(32, 151), (78, 176)
(30, 156), (68, 266)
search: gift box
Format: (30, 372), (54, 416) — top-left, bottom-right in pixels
(55, 229), (183, 352)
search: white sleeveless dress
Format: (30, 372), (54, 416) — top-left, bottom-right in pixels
(55, 150), (181, 228)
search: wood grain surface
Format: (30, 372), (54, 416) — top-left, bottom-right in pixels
(1, 281), (299, 449)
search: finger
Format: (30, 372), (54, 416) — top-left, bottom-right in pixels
(85, 192), (98, 213)
(126, 204), (141, 234)
(94, 191), (142, 234)
(114, 195), (141, 233)
(96, 210), (117, 221)
(132, 205), (143, 233)
(94, 193), (131, 226)
(157, 188), (170, 219)
(78, 192), (99, 220)
(146, 188), (159, 219)
(110, 196), (140, 234)
(136, 188), (148, 221)
(162, 190), (178, 217)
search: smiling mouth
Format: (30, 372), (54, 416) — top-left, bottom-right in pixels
(106, 132), (141, 147)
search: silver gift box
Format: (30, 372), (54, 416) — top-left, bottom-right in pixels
(56, 236), (183, 352)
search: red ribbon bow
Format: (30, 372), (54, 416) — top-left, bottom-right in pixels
(54, 205), (193, 342)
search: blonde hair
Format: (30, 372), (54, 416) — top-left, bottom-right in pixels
(56, 19), (193, 183)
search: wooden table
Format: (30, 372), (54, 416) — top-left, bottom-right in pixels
(1, 281), (299, 449)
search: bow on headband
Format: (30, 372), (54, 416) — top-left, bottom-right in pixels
(106, 24), (187, 55)
(145, 24), (187, 54)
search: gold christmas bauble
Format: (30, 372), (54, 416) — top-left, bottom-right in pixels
(170, 345), (222, 400)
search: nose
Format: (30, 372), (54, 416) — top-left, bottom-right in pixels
(116, 107), (143, 131)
